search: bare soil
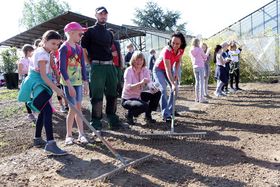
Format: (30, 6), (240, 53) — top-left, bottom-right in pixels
(0, 83), (279, 187)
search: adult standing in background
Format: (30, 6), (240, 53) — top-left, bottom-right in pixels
(153, 32), (186, 122)
(108, 28), (124, 98)
(81, 6), (121, 132)
(201, 43), (211, 97)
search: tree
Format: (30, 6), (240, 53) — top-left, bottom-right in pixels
(20, 0), (70, 29)
(132, 1), (187, 33)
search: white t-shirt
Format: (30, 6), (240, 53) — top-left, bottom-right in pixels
(216, 53), (225, 67)
(30, 47), (51, 74)
(228, 49), (241, 63)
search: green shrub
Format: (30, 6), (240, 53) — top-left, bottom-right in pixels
(180, 36), (271, 85)
(0, 47), (19, 73)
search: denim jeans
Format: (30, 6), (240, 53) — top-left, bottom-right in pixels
(216, 80), (224, 94)
(204, 63), (210, 95)
(194, 67), (205, 101)
(153, 67), (174, 118)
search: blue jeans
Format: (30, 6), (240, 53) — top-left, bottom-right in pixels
(63, 85), (83, 105)
(153, 67), (174, 119)
(194, 67), (205, 101)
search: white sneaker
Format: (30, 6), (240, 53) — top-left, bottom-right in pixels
(199, 99), (208, 103)
(27, 113), (36, 121)
(78, 135), (88, 144)
(214, 91), (222, 97)
(60, 105), (67, 113)
(221, 92), (227, 96)
(65, 137), (74, 145)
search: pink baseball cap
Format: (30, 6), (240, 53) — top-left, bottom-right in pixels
(64, 22), (88, 33)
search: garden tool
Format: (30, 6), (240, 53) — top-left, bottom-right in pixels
(62, 95), (153, 181)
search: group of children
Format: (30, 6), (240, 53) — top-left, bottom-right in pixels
(189, 38), (242, 102)
(17, 20), (243, 156)
(18, 22), (89, 155)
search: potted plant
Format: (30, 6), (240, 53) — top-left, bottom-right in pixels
(0, 47), (19, 89)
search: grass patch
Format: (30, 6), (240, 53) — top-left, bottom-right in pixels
(1, 104), (24, 118)
(0, 89), (19, 101)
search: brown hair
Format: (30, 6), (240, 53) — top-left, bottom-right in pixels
(191, 38), (200, 48)
(202, 43), (208, 53)
(230, 43), (237, 50)
(129, 51), (146, 67)
(21, 44), (34, 57)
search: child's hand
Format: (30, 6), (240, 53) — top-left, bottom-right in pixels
(55, 87), (64, 97)
(112, 51), (118, 57)
(83, 82), (89, 95)
(68, 85), (76, 98)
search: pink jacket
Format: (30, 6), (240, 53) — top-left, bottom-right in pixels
(122, 66), (151, 100)
(189, 47), (207, 68)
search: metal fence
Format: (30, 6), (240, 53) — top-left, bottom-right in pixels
(210, 0), (280, 75)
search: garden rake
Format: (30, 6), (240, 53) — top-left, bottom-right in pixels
(140, 87), (207, 139)
(62, 95), (153, 181)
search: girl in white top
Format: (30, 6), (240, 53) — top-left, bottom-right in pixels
(18, 44), (35, 121)
(213, 45), (227, 97)
(19, 30), (67, 156)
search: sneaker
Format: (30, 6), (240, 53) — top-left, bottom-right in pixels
(33, 137), (46, 148)
(164, 116), (172, 123)
(44, 141), (67, 156)
(145, 116), (156, 123)
(229, 88), (236, 93)
(214, 91), (222, 97)
(65, 137), (74, 145)
(221, 91), (227, 96)
(65, 105), (69, 111)
(174, 111), (181, 117)
(27, 113), (36, 121)
(199, 99), (208, 103)
(125, 114), (135, 125)
(78, 135), (88, 144)
(60, 105), (67, 113)
(236, 87), (243, 91)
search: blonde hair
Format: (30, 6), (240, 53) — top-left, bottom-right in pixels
(129, 51), (146, 67)
(126, 42), (133, 48)
(191, 38), (200, 47)
(220, 41), (229, 48)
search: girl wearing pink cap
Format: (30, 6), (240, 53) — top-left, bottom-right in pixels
(59, 22), (89, 145)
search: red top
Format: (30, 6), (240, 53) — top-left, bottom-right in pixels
(111, 43), (119, 66)
(155, 46), (184, 71)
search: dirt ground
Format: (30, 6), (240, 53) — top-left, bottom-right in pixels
(0, 82), (279, 187)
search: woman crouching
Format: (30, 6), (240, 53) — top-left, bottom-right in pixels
(121, 51), (161, 125)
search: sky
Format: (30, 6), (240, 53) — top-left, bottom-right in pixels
(0, 0), (273, 43)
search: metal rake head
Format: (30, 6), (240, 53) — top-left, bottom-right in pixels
(94, 154), (153, 182)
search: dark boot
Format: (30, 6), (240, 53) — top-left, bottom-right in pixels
(125, 111), (135, 125)
(106, 95), (121, 129)
(145, 109), (156, 123)
(90, 99), (103, 130)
